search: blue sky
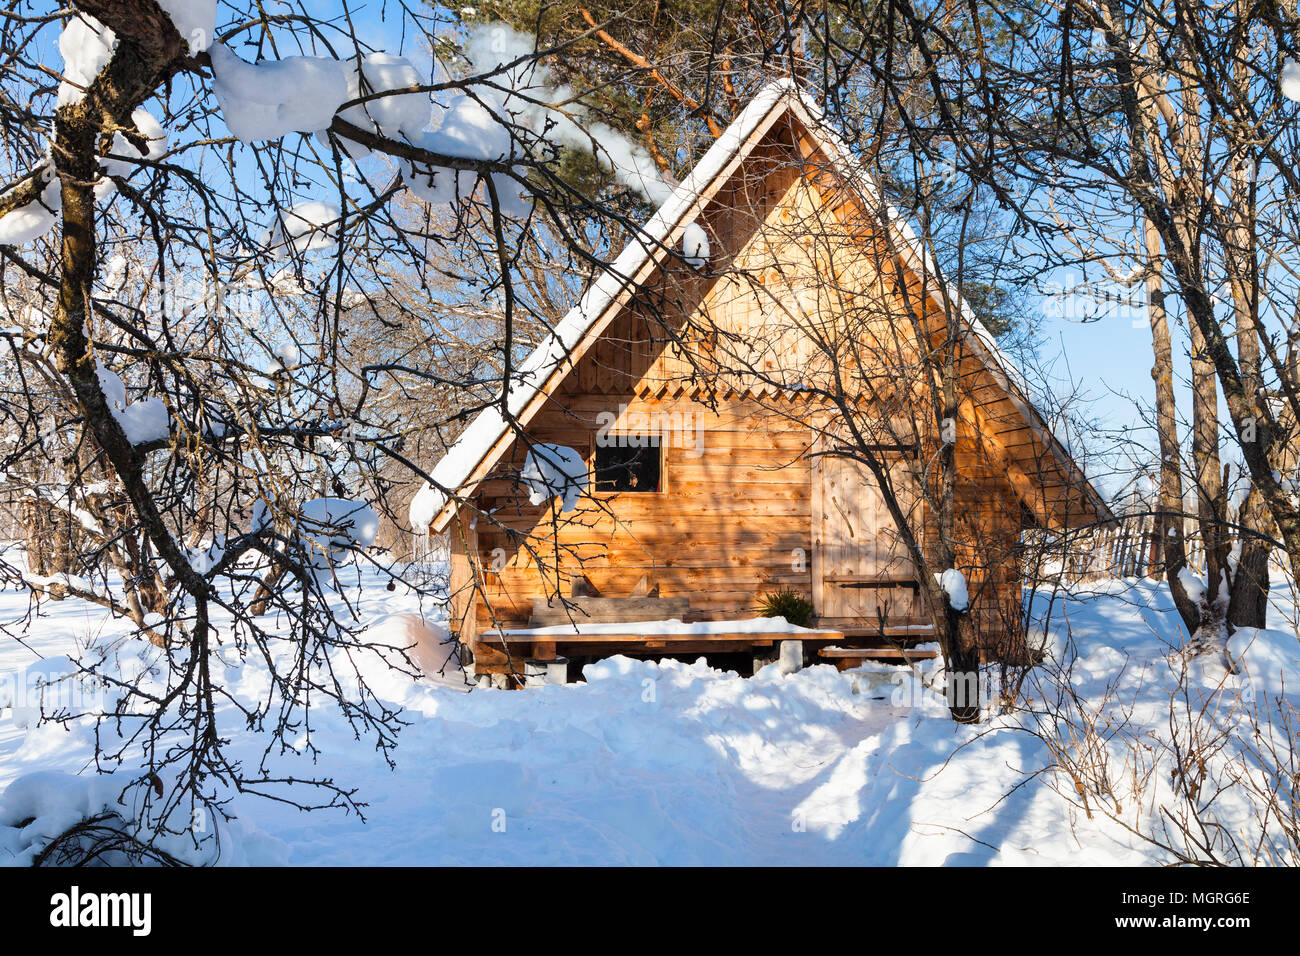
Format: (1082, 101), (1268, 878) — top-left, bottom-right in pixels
(1033, 287), (1161, 430)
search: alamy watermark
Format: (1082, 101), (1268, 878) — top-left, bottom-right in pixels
(1040, 271), (1146, 326)
(1, 669), (104, 725)
(595, 403), (705, 458)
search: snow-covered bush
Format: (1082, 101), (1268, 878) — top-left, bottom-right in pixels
(1019, 607), (1300, 865)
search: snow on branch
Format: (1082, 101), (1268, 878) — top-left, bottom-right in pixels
(95, 363), (169, 448)
(521, 443), (587, 512)
(209, 44), (350, 142)
(297, 497), (380, 569)
(0, 175), (61, 245)
(682, 221), (710, 269)
(937, 569), (969, 613)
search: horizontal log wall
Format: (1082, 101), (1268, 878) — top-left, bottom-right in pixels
(471, 392), (816, 629)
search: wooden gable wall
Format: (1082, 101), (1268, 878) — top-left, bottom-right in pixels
(447, 112), (1058, 659)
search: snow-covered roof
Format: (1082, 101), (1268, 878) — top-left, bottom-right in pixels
(426, 79), (1111, 533)
(424, 80), (800, 533)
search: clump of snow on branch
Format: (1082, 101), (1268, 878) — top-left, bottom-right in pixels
(521, 444), (587, 512)
(0, 176), (61, 245)
(3, 77), (167, 244)
(328, 53), (432, 158)
(1177, 566), (1206, 604)
(937, 568), (969, 612)
(209, 43), (349, 142)
(298, 497), (380, 569)
(249, 498), (271, 535)
(1283, 59), (1300, 103)
(17, 17), (678, 253)
(156, 0), (217, 54)
(265, 342), (301, 374)
(186, 538), (227, 576)
(424, 95), (513, 160)
(97, 108), (167, 198)
(456, 24), (672, 204)
(57, 13), (116, 107)
(95, 363), (169, 446)
(401, 97), (528, 212)
(265, 201), (341, 258)
(682, 221), (710, 269)
(205, 21), (671, 215)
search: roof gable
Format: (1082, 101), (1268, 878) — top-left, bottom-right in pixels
(423, 81), (1111, 534)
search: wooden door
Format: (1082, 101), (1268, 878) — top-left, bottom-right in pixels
(812, 452), (921, 624)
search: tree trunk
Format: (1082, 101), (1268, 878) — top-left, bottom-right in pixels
(1144, 217), (1199, 633)
(1227, 504), (1270, 630)
(1106, 9), (1300, 588)
(1222, 118), (1272, 631)
(1188, 317), (1229, 651)
(938, 251), (979, 722)
(22, 498), (51, 576)
(249, 563), (289, 617)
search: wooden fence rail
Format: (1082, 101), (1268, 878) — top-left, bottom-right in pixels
(1030, 502), (1244, 584)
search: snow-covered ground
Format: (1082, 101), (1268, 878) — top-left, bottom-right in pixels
(0, 566), (1297, 865)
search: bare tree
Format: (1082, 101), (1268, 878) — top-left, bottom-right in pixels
(0, 1), (689, 849)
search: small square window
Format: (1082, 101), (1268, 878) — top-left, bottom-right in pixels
(593, 439), (662, 492)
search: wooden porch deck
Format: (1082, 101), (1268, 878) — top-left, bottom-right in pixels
(477, 623), (846, 655)
(468, 594), (940, 682)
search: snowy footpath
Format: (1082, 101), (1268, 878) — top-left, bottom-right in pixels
(0, 569), (1297, 865)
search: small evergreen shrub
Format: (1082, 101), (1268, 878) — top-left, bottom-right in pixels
(755, 589), (814, 627)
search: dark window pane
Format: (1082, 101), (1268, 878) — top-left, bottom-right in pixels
(593, 438), (662, 492)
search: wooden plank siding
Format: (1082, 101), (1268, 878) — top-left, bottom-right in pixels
(467, 392), (817, 633)
(442, 108), (1099, 675)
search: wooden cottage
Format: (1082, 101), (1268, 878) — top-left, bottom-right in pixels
(418, 81), (1111, 684)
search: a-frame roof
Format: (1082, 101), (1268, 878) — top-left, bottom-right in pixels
(423, 79), (1113, 535)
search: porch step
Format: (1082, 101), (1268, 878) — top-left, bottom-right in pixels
(818, 646), (939, 661)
